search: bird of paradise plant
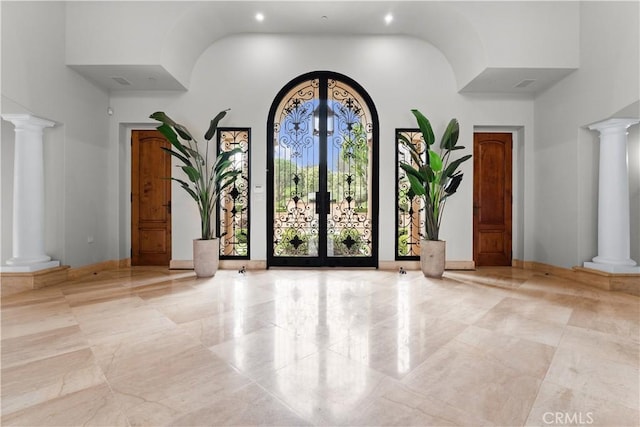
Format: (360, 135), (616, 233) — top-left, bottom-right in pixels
(398, 109), (471, 241)
(150, 109), (242, 240)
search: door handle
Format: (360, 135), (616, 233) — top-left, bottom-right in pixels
(315, 192), (321, 214)
(315, 192), (330, 215)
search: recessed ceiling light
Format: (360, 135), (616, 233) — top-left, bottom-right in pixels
(384, 13), (393, 25)
(255, 13), (265, 22)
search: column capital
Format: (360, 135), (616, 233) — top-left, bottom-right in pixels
(588, 118), (639, 135)
(2, 114), (55, 131)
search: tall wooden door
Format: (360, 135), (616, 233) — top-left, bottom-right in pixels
(473, 133), (512, 266)
(131, 130), (171, 266)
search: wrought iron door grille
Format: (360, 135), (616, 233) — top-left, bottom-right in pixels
(268, 71), (378, 267)
(217, 128), (250, 259)
(326, 79), (373, 257)
(272, 79), (319, 257)
(396, 129), (426, 259)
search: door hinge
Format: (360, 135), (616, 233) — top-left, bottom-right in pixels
(131, 192), (133, 203)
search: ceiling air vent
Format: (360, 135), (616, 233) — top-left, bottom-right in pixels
(514, 79), (536, 88)
(111, 76), (132, 86)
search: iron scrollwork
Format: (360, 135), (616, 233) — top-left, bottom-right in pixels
(271, 75), (375, 261)
(327, 79), (373, 257)
(396, 129), (426, 259)
(273, 79), (319, 257)
(217, 128), (250, 258)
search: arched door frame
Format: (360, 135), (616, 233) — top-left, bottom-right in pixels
(267, 70), (379, 268)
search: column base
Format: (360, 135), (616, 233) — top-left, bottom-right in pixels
(6, 254), (52, 266)
(583, 261), (640, 274)
(0, 265), (69, 296)
(1, 260), (61, 273)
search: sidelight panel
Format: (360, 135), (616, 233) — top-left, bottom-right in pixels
(396, 129), (426, 259)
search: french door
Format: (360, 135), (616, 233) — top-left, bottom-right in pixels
(267, 71), (378, 267)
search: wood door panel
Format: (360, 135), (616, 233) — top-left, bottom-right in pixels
(139, 229), (168, 253)
(132, 130), (171, 266)
(478, 142), (506, 224)
(478, 231), (505, 253)
(138, 139), (170, 222)
(473, 133), (512, 267)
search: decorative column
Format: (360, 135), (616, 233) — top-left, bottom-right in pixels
(1, 114), (60, 272)
(584, 118), (640, 273)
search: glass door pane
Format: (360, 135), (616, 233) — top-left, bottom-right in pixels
(268, 71), (378, 267)
(272, 79), (320, 257)
(326, 79), (373, 257)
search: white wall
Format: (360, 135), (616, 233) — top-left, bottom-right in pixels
(109, 34), (536, 264)
(533, 1), (640, 268)
(628, 124), (639, 264)
(65, 1), (179, 64)
(456, 1), (579, 69)
(1, 1), (111, 268)
(7, 2), (632, 270)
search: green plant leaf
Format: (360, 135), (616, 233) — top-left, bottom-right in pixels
(406, 173), (426, 196)
(181, 165), (200, 183)
(408, 150), (425, 169)
(150, 112), (177, 128)
(213, 158), (234, 176)
(419, 164), (435, 182)
(218, 175), (239, 194)
(204, 109), (230, 141)
(442, 154), (471, 177)
(411, 109), (435, 146)
(174, 123), (193, 141)
(212, 169), (241, 188)
(150, 111), (193, 141)
(399, 163), (424, 182)
(160, 147), (191, 167)
(156, 123), (178, 145)
(183, 147), (204, 165)
(444, 172), (463, 195)
(170, 178), (199, 202)
(428, 149), (443, 172)
(156, 124), (190, 157)
(213, 148), (243, 174)
(440, 118), (459, 150)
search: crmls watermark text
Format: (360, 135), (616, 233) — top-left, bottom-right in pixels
(543, 412), (594, 425)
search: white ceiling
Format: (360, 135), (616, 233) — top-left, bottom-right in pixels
(67, 1), (578, 95)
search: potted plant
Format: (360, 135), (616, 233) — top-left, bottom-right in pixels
(398, 109), (471, 278)
(150, 109), (242, 277)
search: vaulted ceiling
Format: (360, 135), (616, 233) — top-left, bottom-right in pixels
(66, 1), (579, 95)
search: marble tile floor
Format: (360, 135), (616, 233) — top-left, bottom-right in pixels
(1, 267), (638, 426)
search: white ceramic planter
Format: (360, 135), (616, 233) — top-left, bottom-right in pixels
(193, 238), (219, 277)
(420, 239), (446, 278)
